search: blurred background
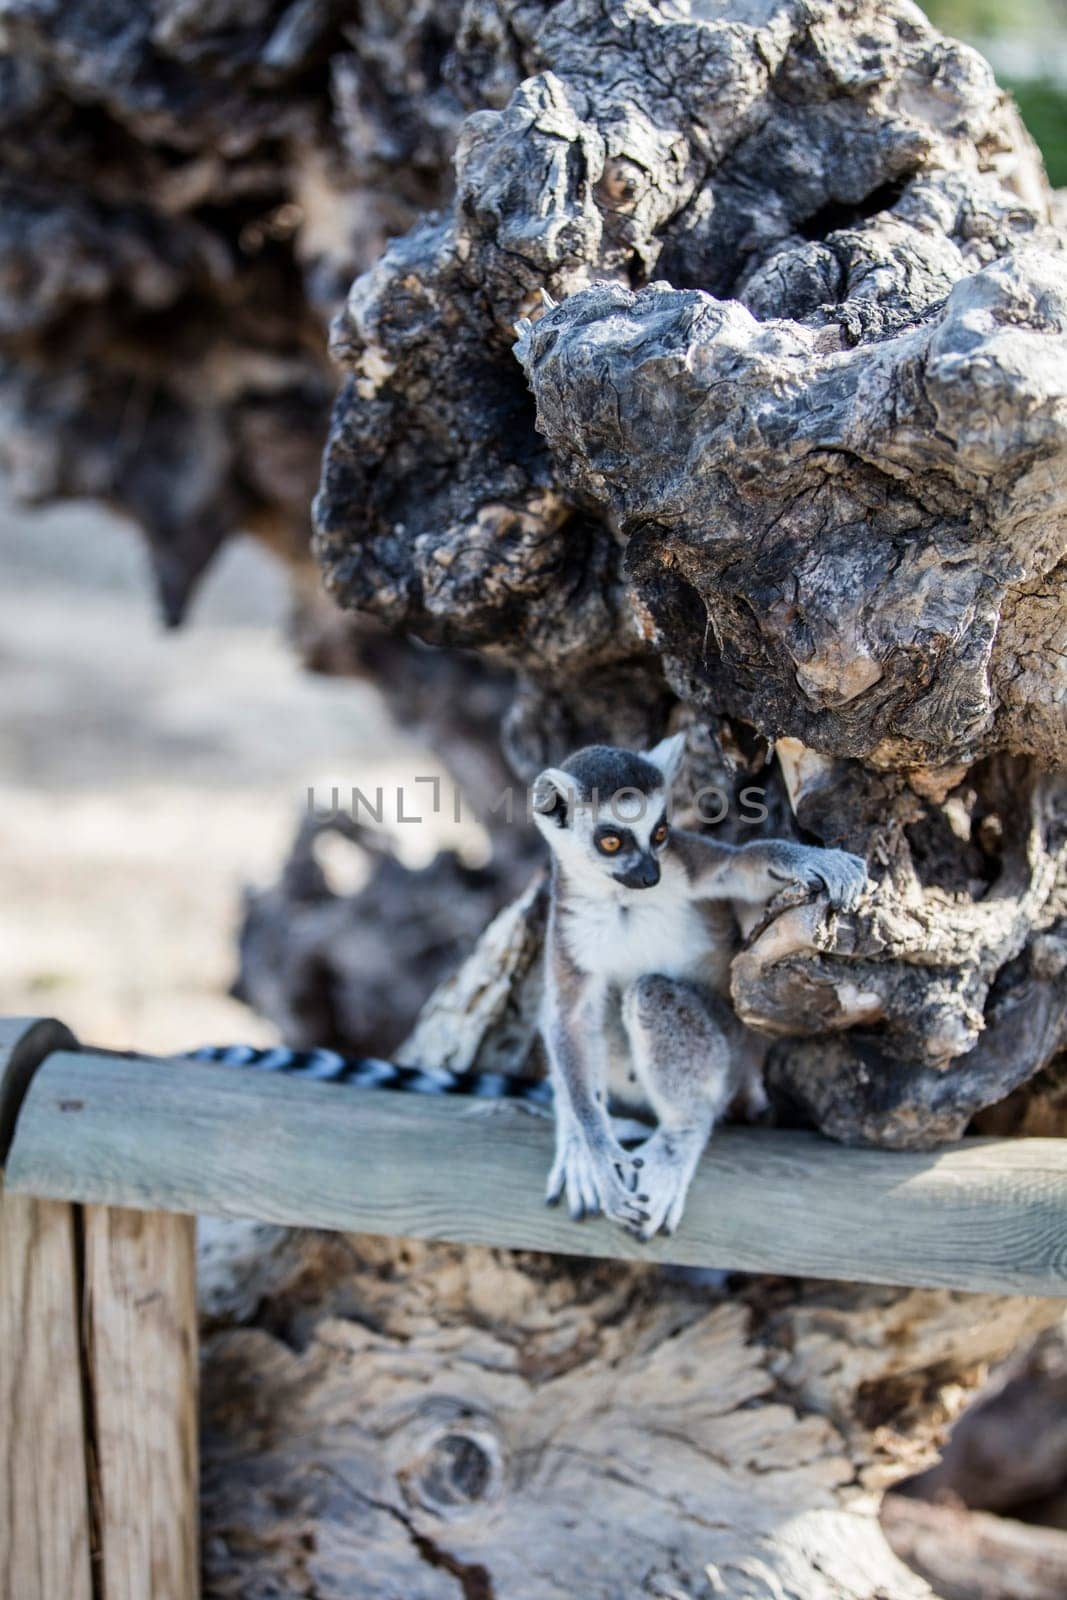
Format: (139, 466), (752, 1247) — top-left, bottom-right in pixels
(924, 1), (1067, 179)
(0, 491), (482, 1051)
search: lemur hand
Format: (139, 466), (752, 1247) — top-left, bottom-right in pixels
(803, 848), (868, 911)
(770, 844), (868, 911)
(546, 1116), (649, 1229)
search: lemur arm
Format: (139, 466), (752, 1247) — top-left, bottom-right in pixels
(672, 830), (868, 911)
(541, 921), (648, 1228)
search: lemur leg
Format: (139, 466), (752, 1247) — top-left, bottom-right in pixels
(621, 976), (735, 1240)
(602, 1002), (654, 1146)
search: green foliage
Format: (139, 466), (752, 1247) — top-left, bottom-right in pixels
(920, 1), (1067, 186)
(923, 0), (1064, 35)
(1004, 77), (1067, 187)
(922, 0), (1020, 33)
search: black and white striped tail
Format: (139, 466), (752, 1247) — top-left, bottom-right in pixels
(182, 1044), (554, 1109)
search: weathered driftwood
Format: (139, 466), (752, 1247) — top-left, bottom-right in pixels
(233, 810), (533, 1059)
(317, 0), (1056, 767)
(5, 0), (1066, 1134)
(0, 0), (546, 1068)
(0, 0), (548, 1061)
(197, 1224), (1062, 1600)
(7, 1045), (1067, 1296)
(0, 0), (492, 622)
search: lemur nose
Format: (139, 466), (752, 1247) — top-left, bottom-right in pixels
(621, 857), (660, 889)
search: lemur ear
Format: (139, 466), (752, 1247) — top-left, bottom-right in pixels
(645, 731), (687, 786)
(532, 767), (574, 828)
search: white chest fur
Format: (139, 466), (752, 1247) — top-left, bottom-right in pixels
(560, 872), (710, 988)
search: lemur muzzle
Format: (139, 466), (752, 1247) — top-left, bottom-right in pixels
(616, 856), (661, 890)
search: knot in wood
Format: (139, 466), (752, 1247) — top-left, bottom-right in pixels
(400, 1424), (504, 1519)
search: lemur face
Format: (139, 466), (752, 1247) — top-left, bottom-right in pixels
(532, 734), (686, 897)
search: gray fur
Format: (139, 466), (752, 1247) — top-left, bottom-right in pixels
(561, 745), (666, 800)
(533, 742), (869, 1240)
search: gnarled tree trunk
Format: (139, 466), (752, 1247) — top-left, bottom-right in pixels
(314, 0), (1067, 1146)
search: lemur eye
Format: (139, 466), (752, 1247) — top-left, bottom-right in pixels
(653, 822), (669, 846)
(597, 833), (622, 855)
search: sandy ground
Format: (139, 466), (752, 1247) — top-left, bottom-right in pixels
(0, 495), (471, 1054)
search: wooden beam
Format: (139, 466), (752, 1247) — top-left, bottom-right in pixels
(83, 1205), (199, 1600)
(0, 1189), (93, 1600)
(7, 1048), (1067, 1297)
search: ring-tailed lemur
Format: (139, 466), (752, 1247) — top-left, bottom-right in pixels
(530, 735), (868, 1241)
(186, 736), (866, 1244)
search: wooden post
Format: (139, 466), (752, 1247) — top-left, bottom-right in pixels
(0, 1018), (92, 1600)
(0, 1189), (93, 1600)
(83, 1206), (199, 1600)
(0, 1018), (199, 1600)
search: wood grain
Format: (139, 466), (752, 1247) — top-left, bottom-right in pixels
(0, 1189), (93, 1600)
(83, 1204), (198, 1600)
(7, 1049), (1067, 1296)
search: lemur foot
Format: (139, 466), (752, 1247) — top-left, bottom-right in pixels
(546, 1130), (649, 1229)
(627, 1127), (706, 1241)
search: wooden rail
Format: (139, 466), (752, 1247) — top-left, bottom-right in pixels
(4, 1028), (1067, 1297)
